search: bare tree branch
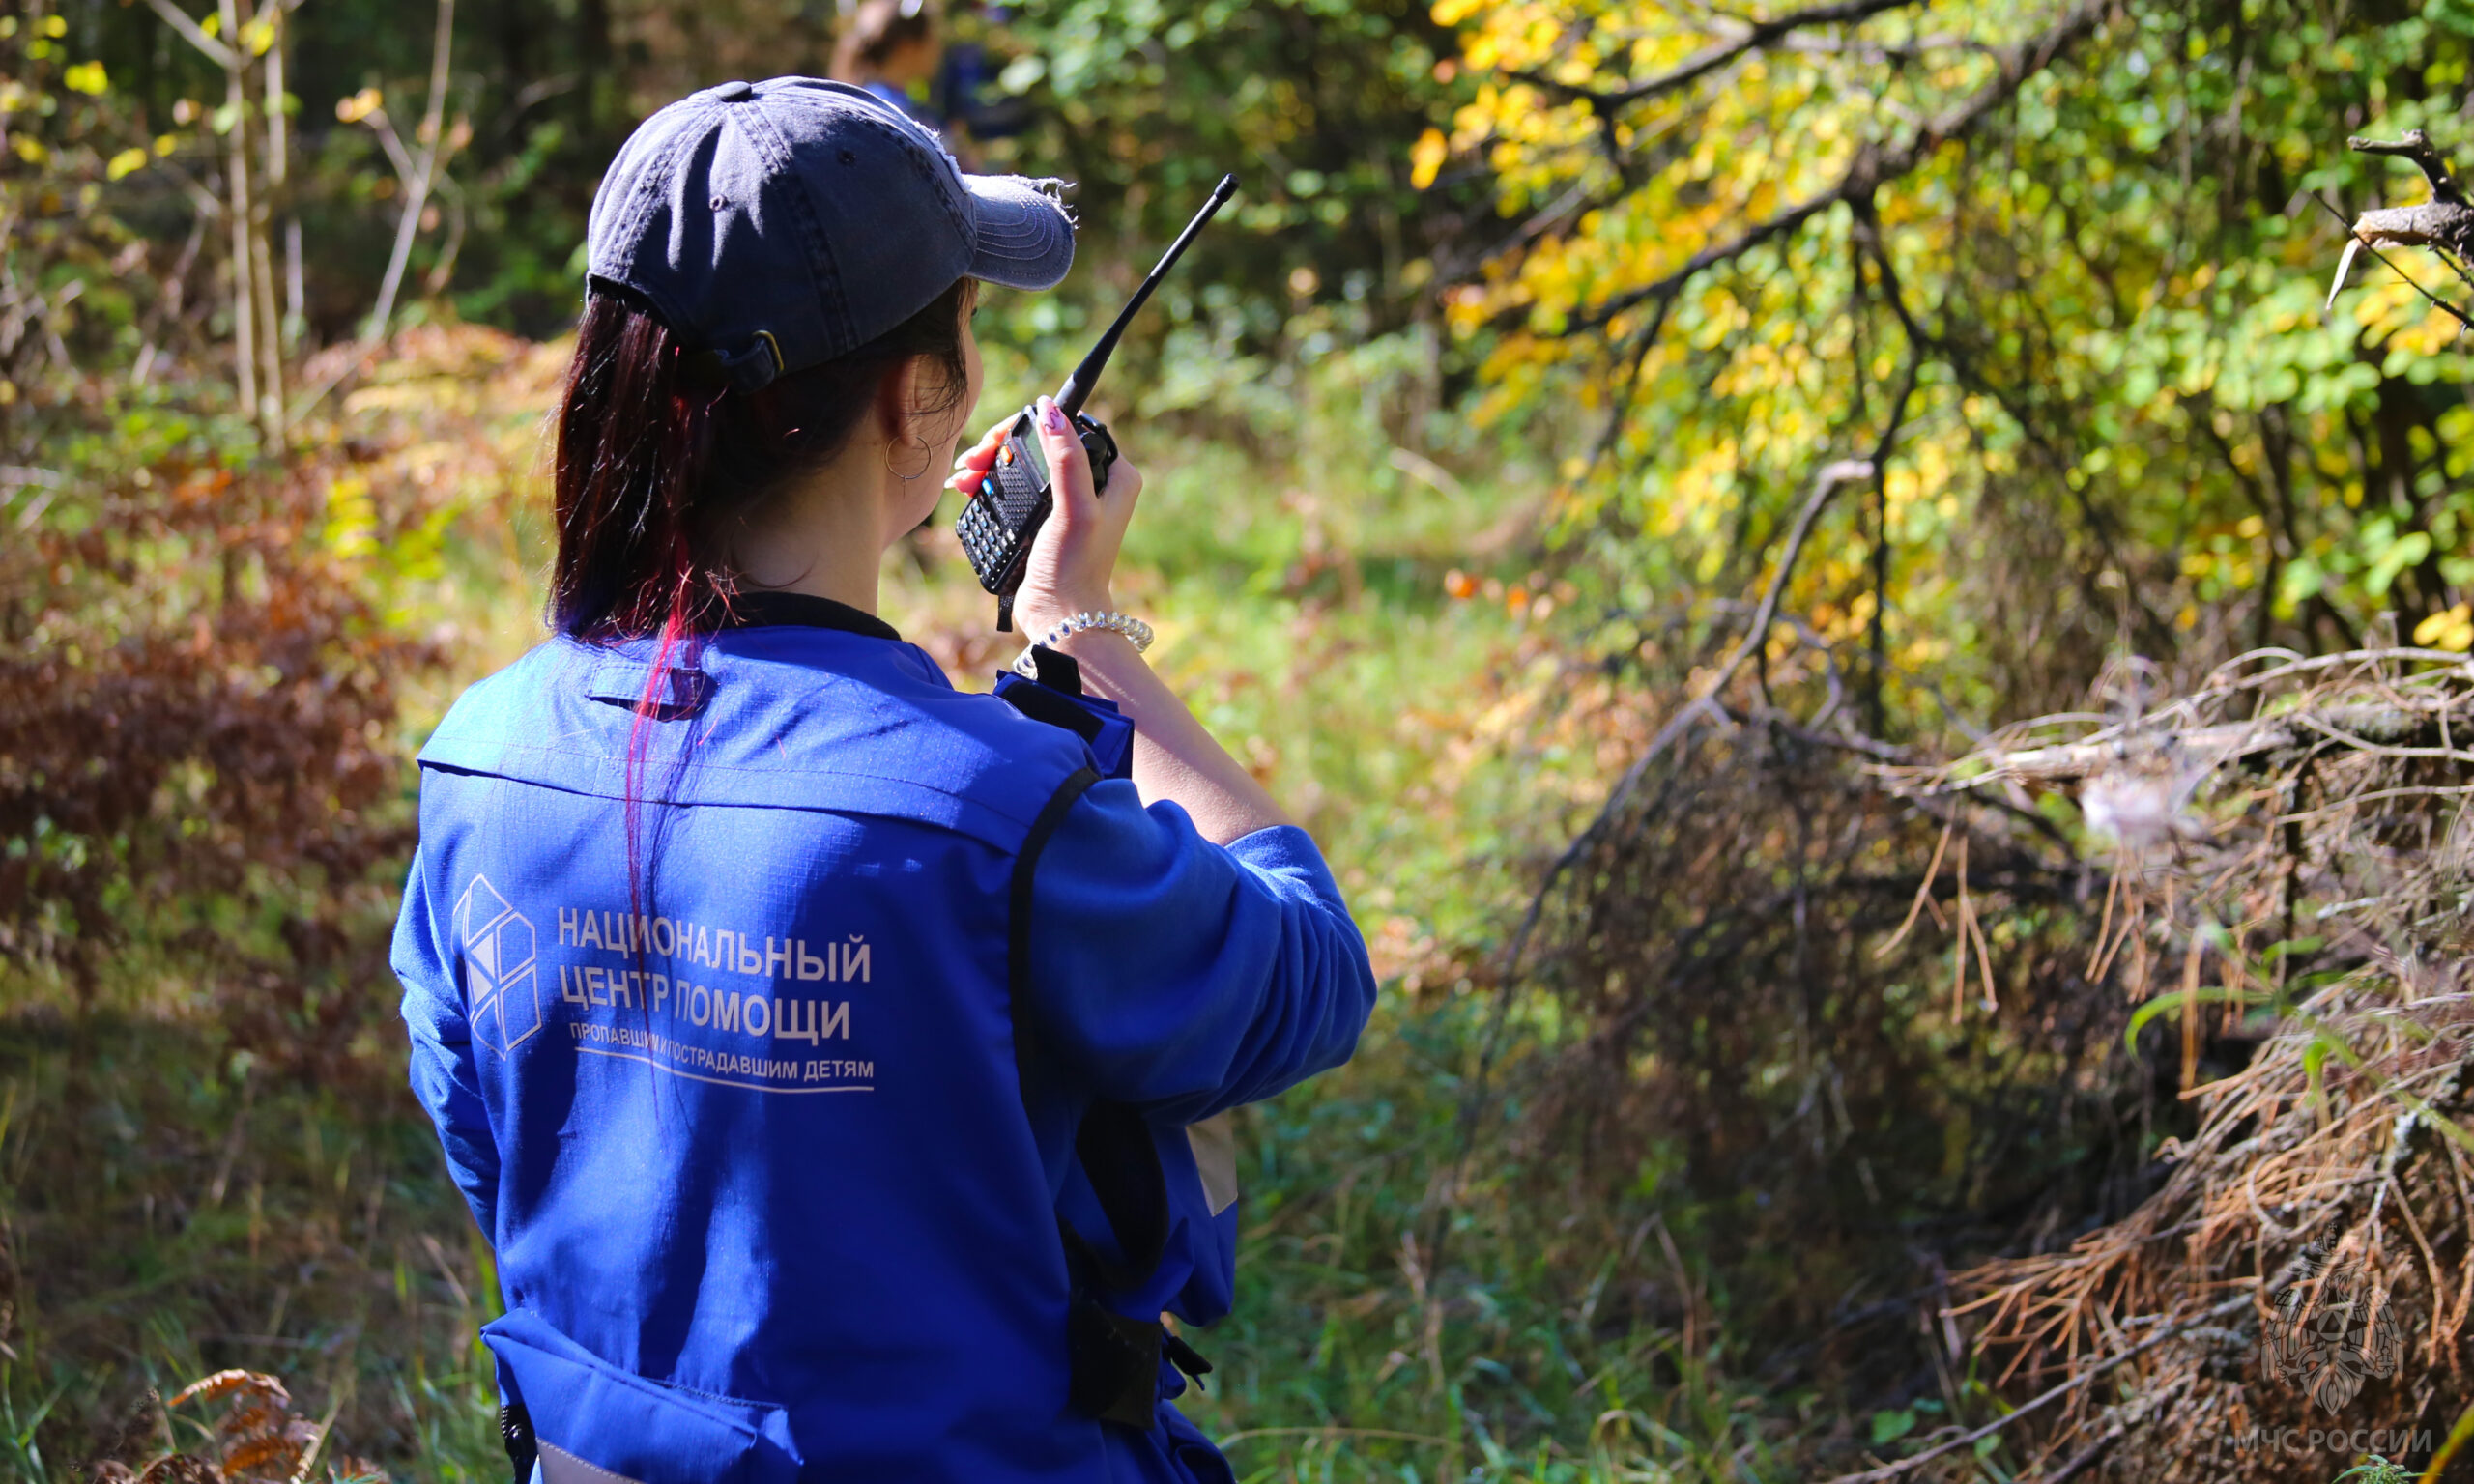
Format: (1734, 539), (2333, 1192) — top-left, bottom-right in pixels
(1776, 31), (2001, 61)
(1511, 0), (1926, 113)
(362, 0), (456, 342)
(288, 0), (457, 425)
(2345, 201), (2474, 260)
(2349, 128), (2466, 207)
(357, 107), (422, 185)
(2324, 130), (2474, 320)
(1434, 181), (1600, 288)
(1850, 198), (2172, 646)
(1820, 1297), (2249, 1484)
(138, 0), (237, 71)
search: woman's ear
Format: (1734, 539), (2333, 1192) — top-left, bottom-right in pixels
(888, 352), (965, 450)
(878, 354), (927, 447)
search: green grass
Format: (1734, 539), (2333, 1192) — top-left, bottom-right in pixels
(1172, 1001), (1796, 1483)
(0, 969), (510, 1480)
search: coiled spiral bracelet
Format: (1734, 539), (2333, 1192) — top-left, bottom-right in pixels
(1011, 611), (1155, 678)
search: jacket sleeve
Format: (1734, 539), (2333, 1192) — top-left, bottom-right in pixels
(1023, 778), (1378, 1124)
(392, 846), (502, 1240)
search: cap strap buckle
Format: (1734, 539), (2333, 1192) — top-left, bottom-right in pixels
(680, 328), (786, 394)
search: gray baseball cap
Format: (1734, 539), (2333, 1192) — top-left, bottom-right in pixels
(586, 76), (1075, 392)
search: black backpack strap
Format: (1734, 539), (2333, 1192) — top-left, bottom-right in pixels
(1009, 761), (1183, 1427)
(1064, 1100), (1168, 1288)
(1009, 764), (1100, 1104)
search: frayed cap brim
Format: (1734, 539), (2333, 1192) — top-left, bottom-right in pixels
(964, 175), (1076, 292)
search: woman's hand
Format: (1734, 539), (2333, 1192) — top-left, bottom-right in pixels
(945, 396), (1143, 639)
(943, 414), (1012, 497)
(948, 400), (1282, 842)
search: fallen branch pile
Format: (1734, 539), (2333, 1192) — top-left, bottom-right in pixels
(1910, 648), (2474, 1481)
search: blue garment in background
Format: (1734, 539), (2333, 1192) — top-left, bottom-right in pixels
(393, 603), (1375, 1483)
(935, 43), (1032, 140)
(862, 77), (941, 128)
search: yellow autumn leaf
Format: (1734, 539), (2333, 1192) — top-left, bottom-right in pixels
(106, 146), (149, 181)
(324, 474), (378, 562)
(2413, 604), (2471, 651)
(1409, 127), (1449, 190)
(63, 60), (108, 96)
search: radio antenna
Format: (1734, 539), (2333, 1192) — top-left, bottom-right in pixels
(1054, 174), (1237, 416)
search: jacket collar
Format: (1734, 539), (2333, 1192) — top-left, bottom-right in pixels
(719, 590), (903, 642)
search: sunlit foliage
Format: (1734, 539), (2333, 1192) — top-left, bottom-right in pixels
(1427, 0), (2474, 730)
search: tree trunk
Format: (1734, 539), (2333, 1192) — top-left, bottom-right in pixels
(219, 0), (259, 432)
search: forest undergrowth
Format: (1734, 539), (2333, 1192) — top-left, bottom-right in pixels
(23, 326), (2474, 1484)
(14, 0), (2474, 1478)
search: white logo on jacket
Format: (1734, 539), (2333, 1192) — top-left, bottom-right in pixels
(456, 874), (544, 1053)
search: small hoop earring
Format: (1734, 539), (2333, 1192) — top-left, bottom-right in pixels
(885, 435), (933, 483)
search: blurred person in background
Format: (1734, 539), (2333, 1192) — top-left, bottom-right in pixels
(835, 0), (1028, 163)
(832, 0), (946, 127)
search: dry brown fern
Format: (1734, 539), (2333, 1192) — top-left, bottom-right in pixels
(84, 1369), (388, 1484)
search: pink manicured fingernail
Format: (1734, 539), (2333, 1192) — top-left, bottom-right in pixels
(1038, 397), (1067, 434)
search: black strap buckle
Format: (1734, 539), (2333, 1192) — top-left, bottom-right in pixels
(1163, 1328), (1214, 1386)
(500, 1400), (538, 1484)
(1067, 1295), (1163, 1429)
(1065, 1298), (1216, 1430)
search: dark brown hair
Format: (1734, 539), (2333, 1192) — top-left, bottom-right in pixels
(549, 277), (972, 641)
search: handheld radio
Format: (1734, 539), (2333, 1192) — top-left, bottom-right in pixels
(955, 174), (1238, 631)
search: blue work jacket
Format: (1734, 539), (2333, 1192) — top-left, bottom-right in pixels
(392, 592), (1377, 1483)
